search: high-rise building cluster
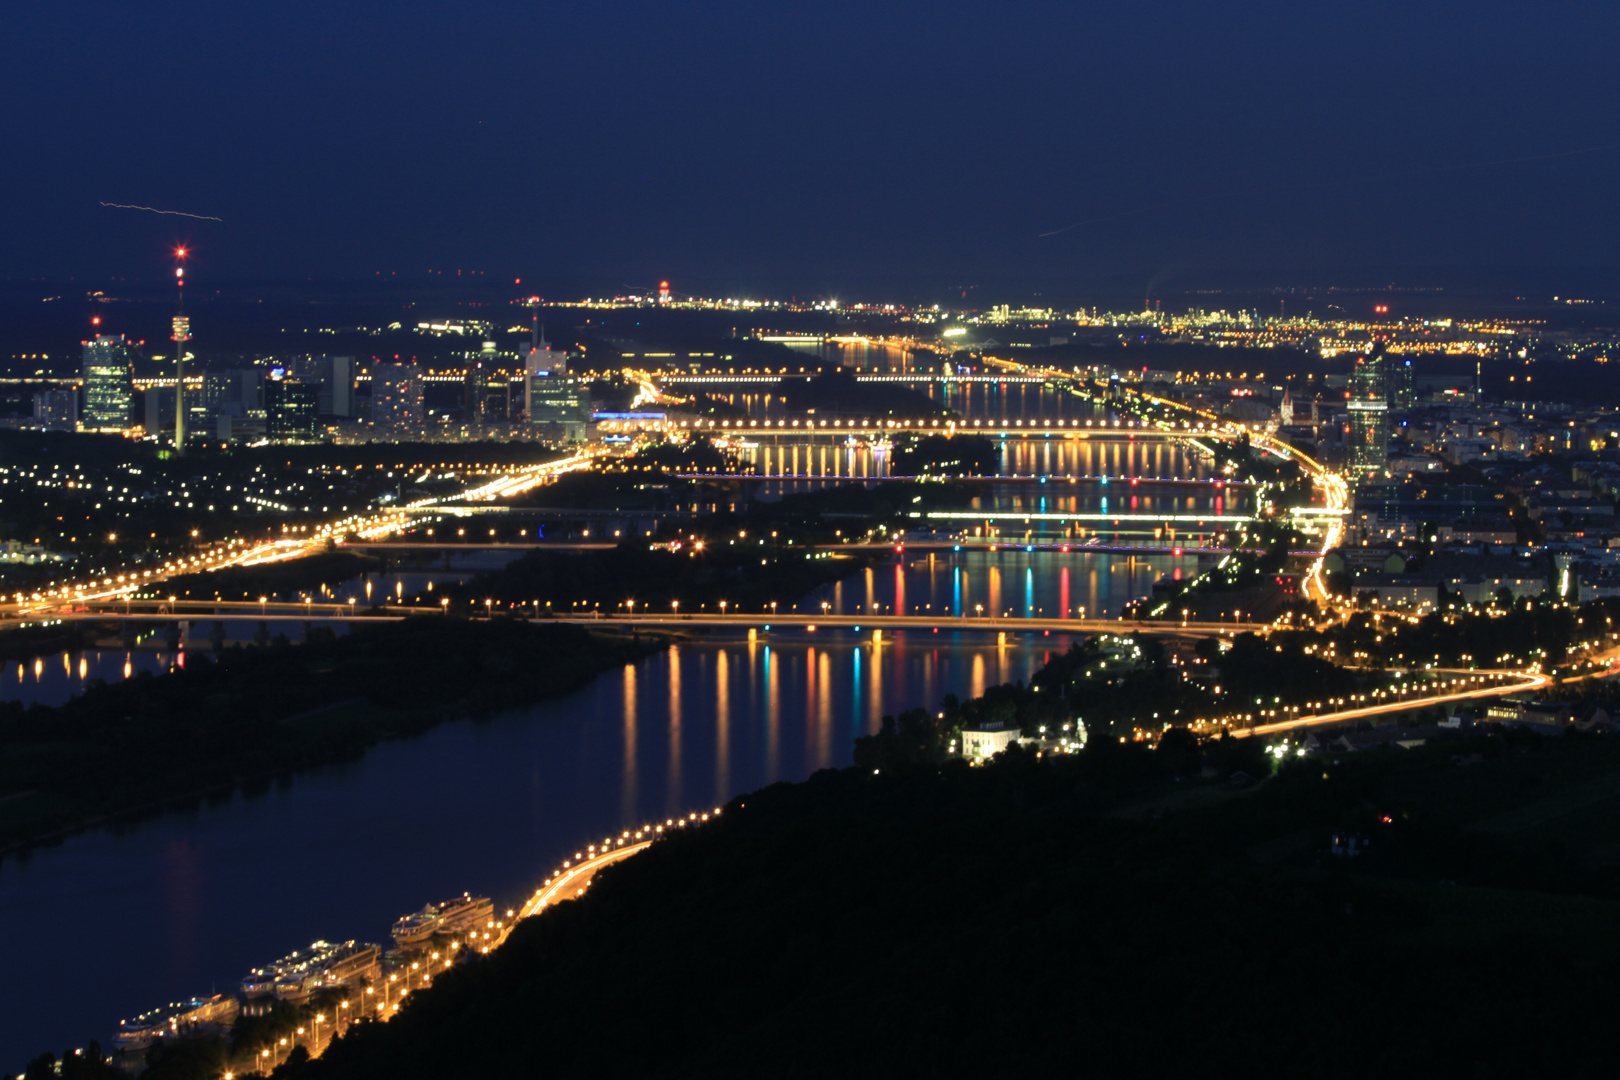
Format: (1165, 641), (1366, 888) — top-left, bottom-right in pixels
(1347, 345), (1389, 479)
(1345, 346), (1419, 482)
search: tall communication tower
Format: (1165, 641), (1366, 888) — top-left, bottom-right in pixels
(172, 247), (191, 455)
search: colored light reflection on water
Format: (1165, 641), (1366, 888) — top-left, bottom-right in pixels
(803, 548), (1203, 620)
(0, 629), (1079, 1064)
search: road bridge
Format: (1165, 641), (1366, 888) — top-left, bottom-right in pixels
(37, 598), (1253, 637)
(516, 612), (1239, 637)
(656, 374), (1052, 385)
(600, 416), (1214, 436)
(663, 473), (1247, 486)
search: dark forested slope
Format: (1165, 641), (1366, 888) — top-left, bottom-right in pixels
(298, 743), (1620, 1079)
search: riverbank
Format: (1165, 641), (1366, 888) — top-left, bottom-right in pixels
(294, 727), (1620, 1079)
(0, 621), (100, 662)
(0, 618), (658, 858)
(0, 629), (1069, 1072)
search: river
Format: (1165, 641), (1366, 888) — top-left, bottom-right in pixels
(0, 450), (1210, 1062)
(0, 626), (1090, 1065)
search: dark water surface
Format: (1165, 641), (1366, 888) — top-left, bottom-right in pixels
(0, 629), (1082, 1064)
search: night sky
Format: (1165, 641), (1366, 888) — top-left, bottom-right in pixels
(4, 1), (1620, 297)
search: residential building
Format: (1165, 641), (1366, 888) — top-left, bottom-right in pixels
(371, 362), (423, 429)
(31, 389), (77, 431)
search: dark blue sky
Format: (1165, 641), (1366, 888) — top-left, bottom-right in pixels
(4, 1), (1619, 298)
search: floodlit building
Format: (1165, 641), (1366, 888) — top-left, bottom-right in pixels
(959, 723), (1023, 762)
(82, 333), (134, 430)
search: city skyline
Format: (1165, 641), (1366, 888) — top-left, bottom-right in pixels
(10, 4), (1620, 1076)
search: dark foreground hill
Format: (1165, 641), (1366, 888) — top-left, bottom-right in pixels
(286, 733), (1620, 1080)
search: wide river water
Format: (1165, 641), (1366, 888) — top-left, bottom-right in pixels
(0, 545), (1198, 1065)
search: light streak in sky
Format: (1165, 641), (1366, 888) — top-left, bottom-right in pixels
(99, 202), (223, 221)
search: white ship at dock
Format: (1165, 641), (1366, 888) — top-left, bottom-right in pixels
(114, 995), (239, 1052)
(391, 893), (494, 949)
(239, 939), (382, 1004)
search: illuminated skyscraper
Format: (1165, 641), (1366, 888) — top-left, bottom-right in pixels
(264, 373), (319, 440)
(81, 333), (134, 430)
(527, 374), (590, 442)
(523, 319), (568, 418)
(1347, 344), (1388, 479)
(522, 316), (588, 441)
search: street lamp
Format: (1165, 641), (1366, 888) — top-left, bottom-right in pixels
(719, 600), (727, 616)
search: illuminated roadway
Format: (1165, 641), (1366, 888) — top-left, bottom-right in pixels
(0, 451), (596, 625)
(1239, 668), (1552, 739)
(512, 842), (650, 928)
(969, 355), (1351, 606)
(500, 809), (725, 947)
